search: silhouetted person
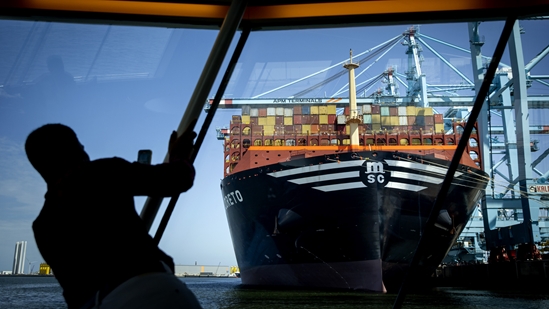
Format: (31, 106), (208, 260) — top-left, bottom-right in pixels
(25, 124), (202, 309)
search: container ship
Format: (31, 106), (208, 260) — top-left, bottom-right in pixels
(218, 57), (488, 292)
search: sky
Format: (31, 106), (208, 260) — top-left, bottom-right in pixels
(0, 17), (548, 273)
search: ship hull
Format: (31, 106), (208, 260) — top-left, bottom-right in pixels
(221, 150), (487, 292)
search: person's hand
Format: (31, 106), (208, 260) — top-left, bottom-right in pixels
(168, 122), (197, 163)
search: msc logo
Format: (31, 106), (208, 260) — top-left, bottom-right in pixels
(360, 161), (390, 187)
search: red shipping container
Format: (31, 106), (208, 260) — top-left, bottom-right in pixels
(302, 115), (310, 123)
(320, 125), (329, 132)
(294, 125), (302, 133)
(328, 114), (337, 124)
(389, 107), (398, 116)
(310, 115), (319, 124)
(293, 106), (302, 115)
(371, 105), (381, 114)
(285, 125), (294, 133)
(424, 116), (434, 125)
(259, 108), (267, 117)
(344, 107), (350, 115)
(250, 117), (258, 125)
(434, 114), (443, 123)
(293, 115), (302, 125)
(275, 116), (284, 125)
(336, 124), (346, 132)
(311, 124), (320, 133)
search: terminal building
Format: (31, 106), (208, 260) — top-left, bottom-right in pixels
(174, 264), (238, 277)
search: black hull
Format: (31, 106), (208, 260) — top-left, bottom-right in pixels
(221, 151), (487, 292)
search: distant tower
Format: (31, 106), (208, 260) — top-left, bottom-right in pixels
(12, 241), (27, 274)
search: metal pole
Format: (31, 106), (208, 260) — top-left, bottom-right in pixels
(154, 26), (251, 244)
(392, 16), (517, 309)
(140, 0), (248, 232)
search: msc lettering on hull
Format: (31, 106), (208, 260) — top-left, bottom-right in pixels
(361, 161), (390, 187)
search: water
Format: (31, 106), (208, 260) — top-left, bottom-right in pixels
(1, 276), (549, 309)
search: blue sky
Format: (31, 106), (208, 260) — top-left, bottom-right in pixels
(0, 18), (548, 273)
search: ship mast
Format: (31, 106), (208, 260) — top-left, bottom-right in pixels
(344, 49), (361, 146)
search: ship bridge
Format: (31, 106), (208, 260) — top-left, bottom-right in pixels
(1, 1), (549, 296)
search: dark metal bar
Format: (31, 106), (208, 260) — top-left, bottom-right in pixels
(153, 26), (250, 244)
(191, 28), (251, 162)
(392, 16), (517, 309)
(154, 28), (250, 244)
(139, 0), (248, 232)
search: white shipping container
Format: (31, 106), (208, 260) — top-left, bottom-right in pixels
(276, 107), (284, 115)
(337, 115), (347, 124)
(363, 114), (372, 124)
(399, 116), (408, 125)
(398, 106), (407, 116)
(250, 108), (259, 117)
(267, 107), (276, 116)
(363, 104), (372, 114)
(380, 106), (390, 116)
(284, 108), (293, 117)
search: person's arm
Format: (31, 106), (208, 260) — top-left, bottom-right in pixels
(121, 126), (197, 197)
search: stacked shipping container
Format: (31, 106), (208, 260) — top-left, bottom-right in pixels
(223, 104), (451, 175)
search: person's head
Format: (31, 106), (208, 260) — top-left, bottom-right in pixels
(25, 124), (90, 184)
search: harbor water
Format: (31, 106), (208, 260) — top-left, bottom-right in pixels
(1, 276), (548, 309)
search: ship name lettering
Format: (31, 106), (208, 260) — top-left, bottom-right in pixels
(224, 190), (244, 209)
